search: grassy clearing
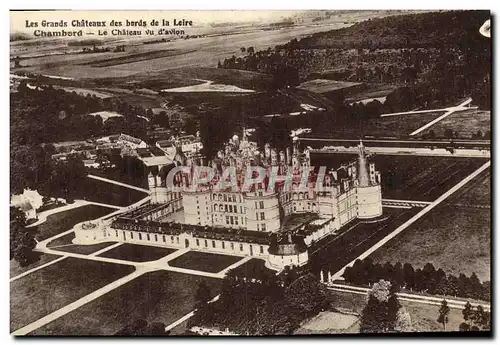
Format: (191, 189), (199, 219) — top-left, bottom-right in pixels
(74, 177), (147, 207)
(444, 169), (490, 206)
(295, 311), (359, 334)
(10, 253), (61, 278)
(10, 257), (135, 332)
(31, 271), (222, 335)
(370, 205), (490, 281)
(419, 110), (491, 139)
(34, 205), (115, 241)
(327, 290), (466, 332)
(168, 251), (242, 273)
(52, 242), (118, 256)
(98, 243), (176, 262)
(229, 258), (274, 278)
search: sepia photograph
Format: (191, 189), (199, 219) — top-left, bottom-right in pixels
(9, 9), (491, 336)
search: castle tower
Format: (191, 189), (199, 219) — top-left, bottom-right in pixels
(355, 140), (383, 219)
(148, 171), (158, 204)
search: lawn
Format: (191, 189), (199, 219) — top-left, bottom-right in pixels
(295, 311), (359, 334)
(50, 242), (118, 256)
(75, 177), (148, 207)
(30, 271), (223, 335)
(34, 205), (115, 241)
(311, 153), (487, 201)
(229, 258), (274, 278)
(326, 290), (466, 332)
(10, 258), (135, 332)
(444, 169), (491, 206)
(10, 253), (61, 278)
(419, 109), (491, 139)
(98, 243), (176, 262)
(168, 251), (242, 273)
(369, 205), (491, 282)
(310, 207), (420, 275)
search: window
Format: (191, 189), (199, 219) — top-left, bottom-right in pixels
(261, 223), (266, 231)
(171, 236), (174, 243)
(139, 233), (142, 240)
(176, 237), (179, 244)
(258, 191), (263, 197)
(226, 216), (230, 224)
(257, 224), (260, 231)
(240, 244), (244, 251)
(222, 241), (225, 249)
(225, 205), (228, 212)
(230, 243), (234, 250)
(240, 206), (243, 214)
(212, 240), (216, 248)
(147, 234), (151, 241)
(115, 230), (118, 237)
(260, 201), (264, 209)
(163, 235), (166, 243)
(230, 216), (234, 225)
(255, 201), (259, 209)
(204, 239), (208, 247)
(260, 212), (265, 220)
(154, 234), (158, 242)
(229, 205), (233, 213)
(232, 195), (236, 202)
(235, 218), (238, 226)
(196, 239), (200, 246)
(260, 246), (264, 254)
(130, 232), (134, 239)
(224, 195), (227, 202)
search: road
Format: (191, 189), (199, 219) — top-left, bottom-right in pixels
(87, 174), (151, 194)
(379, 98), (477, 136)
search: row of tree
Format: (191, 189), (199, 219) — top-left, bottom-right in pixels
(343, 258), (490, 302)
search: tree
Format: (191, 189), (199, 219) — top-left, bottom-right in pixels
(394, 307), (413, 332)
(403, 263), (415, 290)
(462, 302), (473, 322)
(437, 299), (450, 331)
(10, 206), (39, 266)
(194, 281), (212, 309)
(360, 280), (398, 333)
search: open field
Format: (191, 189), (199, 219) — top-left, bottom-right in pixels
(123, 67), (273, 92)
(419, 110), (491, 139)
(444, 168), (490, 206)
(30, 271), (222, 335)
(369, 204), (490, 282)
(311, 153), (487, 201)
(98, 243), (176, 262)
(10, 258), (135, 332)
(13, 23), (353, 80)
(326, 290), (466, 332)
(295, 311), (359, 334)
(10, 253), (61, 278)
(34, 205), (115, 241)
(168, 251), (242, 273)
(75, 177), (148, 206)
(81, 49), (197, 68)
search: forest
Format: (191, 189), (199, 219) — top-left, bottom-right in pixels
(219, 11), (491, 110)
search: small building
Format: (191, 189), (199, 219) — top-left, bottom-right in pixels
(117, 133), (147, 149)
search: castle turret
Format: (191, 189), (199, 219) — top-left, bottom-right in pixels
(356, 140), (383, 219)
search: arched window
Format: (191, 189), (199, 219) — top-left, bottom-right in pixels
(218, 194), (223, 201)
